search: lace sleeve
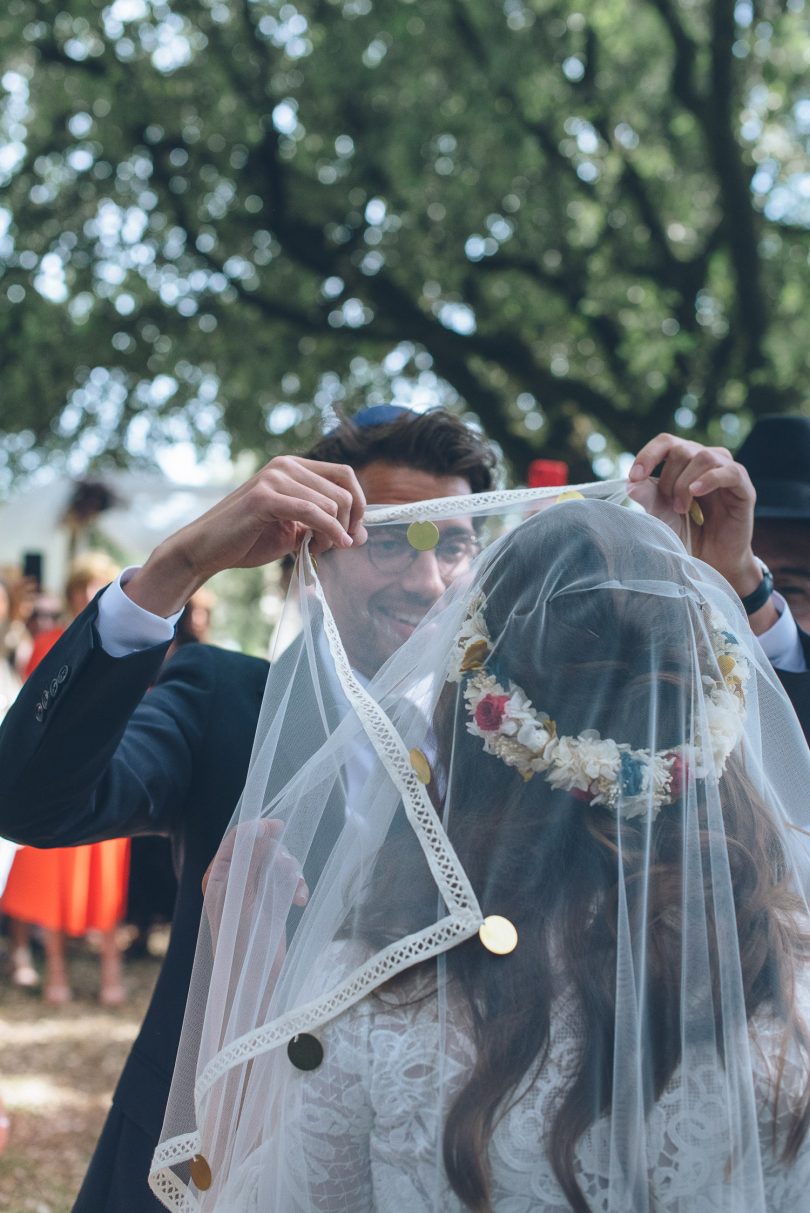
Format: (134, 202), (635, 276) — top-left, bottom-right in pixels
(750, 959), (810, 1207)
(285, 943), (375, 1212)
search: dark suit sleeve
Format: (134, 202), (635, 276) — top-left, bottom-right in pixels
(0, 594), (217, 847)
(776, 628), (810, 743)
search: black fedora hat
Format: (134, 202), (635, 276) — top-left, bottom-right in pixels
(735, 414), (810, 520)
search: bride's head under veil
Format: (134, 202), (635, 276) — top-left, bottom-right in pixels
(151, 486), (810, 1213)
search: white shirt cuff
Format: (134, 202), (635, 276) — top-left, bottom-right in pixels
(94, 567), (183, 658)
(755, 593), (807, 674)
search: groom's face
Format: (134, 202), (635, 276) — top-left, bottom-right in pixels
(320, 460), (476, 678)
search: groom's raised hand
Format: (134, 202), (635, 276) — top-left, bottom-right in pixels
(629, 433), (778, 633)
(123, 456), (368, 618)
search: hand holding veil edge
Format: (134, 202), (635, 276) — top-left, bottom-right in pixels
(151, 482), (810, 1213)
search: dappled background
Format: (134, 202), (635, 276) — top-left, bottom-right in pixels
(0, 2), (809, 1208)
(0, 0), (808, 492)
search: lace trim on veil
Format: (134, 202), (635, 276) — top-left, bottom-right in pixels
(363, 479), (626, 523)
(149, 537), (485, 1210)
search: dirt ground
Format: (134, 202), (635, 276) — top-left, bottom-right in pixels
(0, 935), (163, 1213)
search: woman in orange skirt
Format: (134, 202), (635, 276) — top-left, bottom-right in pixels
(2, 554), (130, 1005)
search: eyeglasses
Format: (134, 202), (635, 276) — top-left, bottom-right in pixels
(364, 527), (481, 576)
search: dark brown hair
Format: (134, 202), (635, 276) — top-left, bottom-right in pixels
(305, 408), (498, 495)
(433, 765), (810, 1212)
(357, 506), (810, 1212)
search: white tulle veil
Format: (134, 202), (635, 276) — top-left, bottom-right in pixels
(150, 481), (810, 1213)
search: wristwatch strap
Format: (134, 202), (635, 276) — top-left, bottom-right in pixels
(740, 561), (774, 615)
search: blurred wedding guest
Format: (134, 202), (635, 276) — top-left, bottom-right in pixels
(24, 593), (63, 643)
(0, 571), (30, 681)
(1, 553), (131, 1005)
(0, 573), (32, 987)
(0, 576), (22, 724)
(0, 577), (22, 1154)
(180, 585), (215, 642)
(125, 588), (215, 959)
(165, 585), (215, 659)
(736, 414), (810, 632)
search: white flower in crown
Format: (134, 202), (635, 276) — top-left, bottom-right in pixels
(447, 592), (491, 683)
(695, 614), (749, 776)
(501, 688), (552, 747)
(546, 732), (622, 797)
(649, 752), (676, 800)
(702, 685), (746, 773)
(515, 716), (556, 754)
(447, 593), (750, 819)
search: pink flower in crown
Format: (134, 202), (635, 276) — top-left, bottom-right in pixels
(666, 752), (687, 800)
(474, 693), (511, 732)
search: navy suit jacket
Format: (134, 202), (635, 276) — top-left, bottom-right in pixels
(0, 597), (268, 1207)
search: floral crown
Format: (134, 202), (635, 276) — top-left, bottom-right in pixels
(446, 593), (749, 820)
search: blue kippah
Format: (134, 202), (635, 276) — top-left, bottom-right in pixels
(352, 404), (414, 429)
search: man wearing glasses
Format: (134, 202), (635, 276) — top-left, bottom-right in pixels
(0, 405), (495, 1213)
(319, 496), (481, 677)
(0, 403), (805, 1213)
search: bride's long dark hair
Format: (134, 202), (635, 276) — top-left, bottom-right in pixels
(359, 512), (810, 1212)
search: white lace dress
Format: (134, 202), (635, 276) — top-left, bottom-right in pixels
(222, 949), (810, 1213)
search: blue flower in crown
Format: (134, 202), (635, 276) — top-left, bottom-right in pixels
(619, 752), (645, 798)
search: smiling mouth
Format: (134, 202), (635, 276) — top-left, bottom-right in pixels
(375, 604), (427, 634)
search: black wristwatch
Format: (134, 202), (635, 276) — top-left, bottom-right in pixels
(740, 560), (774, 615)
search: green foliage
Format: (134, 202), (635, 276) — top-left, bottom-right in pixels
(0, 0), (808, 488)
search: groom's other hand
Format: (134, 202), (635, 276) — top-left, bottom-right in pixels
(123, 456), (368, 619)
(628, 433), (778, 632)
(200, 819), (306, 960)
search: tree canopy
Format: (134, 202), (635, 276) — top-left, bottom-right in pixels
(0, 0), (808, 489)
